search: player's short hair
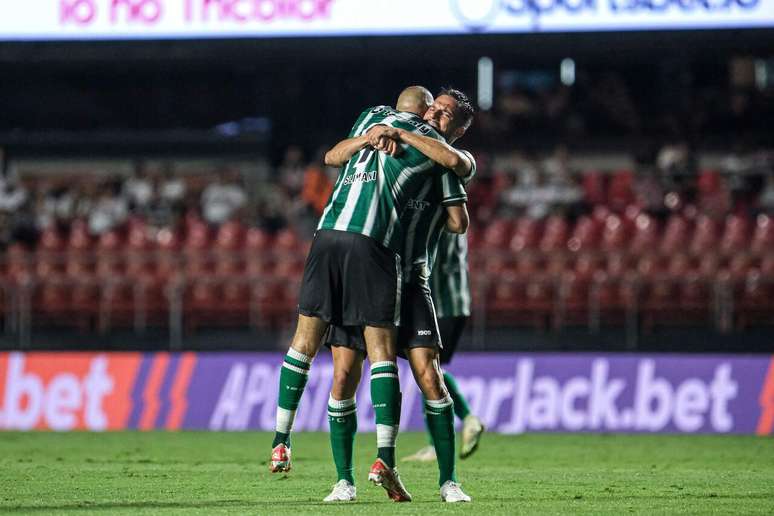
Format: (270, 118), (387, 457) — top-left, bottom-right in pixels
(437, 87), (475, 130)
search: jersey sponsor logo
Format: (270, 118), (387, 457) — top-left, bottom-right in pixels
(417, 329), (432, 336)
(407, 198), (431, 211)
(343, 171), (377, 185)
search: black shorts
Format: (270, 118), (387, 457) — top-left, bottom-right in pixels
(396, 281), (441, 354)
(325, 281), (440, 357)
(325, 324), (366, 353)
(298, 229), (402, 327)
(437, 316), (468, 364)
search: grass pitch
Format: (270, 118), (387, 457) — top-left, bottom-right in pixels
(2, 431), (773, 515)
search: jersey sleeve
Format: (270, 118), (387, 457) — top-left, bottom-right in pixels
(459, 149), (477, 185)
(439, 169), (467, 206)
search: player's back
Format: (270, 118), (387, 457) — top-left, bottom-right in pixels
(318, 106), (444, 254)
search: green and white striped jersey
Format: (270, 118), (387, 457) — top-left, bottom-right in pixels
(431, 231), (471, 318)
(428, 149), (476, 317)
(400, 168), (466, 286)
(317, 106), (446, 255)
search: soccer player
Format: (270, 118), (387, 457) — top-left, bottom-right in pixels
(323, 89), (476, 503)
(269, 87), (466, 500)
(403, 231), (485, 463)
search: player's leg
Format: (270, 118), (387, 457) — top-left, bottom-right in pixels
(406, 348), (456, 484)
(271, 229), (341, 471)
(364, 325), (411, 502)
(407, 347), (470, 502)
(324, 330), (364, 502)
(270, 314), (328, 472)
(438, 315), (484, 459)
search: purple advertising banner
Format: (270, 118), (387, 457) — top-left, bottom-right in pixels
(187, 352), (774, 435)
(1, 352), (773, 434)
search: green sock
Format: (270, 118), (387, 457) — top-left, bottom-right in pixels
(272, 348), (313, 448)
(443, 371), (471, 420)
(425, 396), (457, 486)
(423, 407), (435, 446)
(370, 361), (401, 468)
(328, 396), (357, 484)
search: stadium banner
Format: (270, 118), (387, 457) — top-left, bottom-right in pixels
(1, 351), (773, 435)
(1, 0), (774, 41)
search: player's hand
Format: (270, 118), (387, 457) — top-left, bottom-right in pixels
(377, 136), (402, 157)
(366, 125), (400, 147)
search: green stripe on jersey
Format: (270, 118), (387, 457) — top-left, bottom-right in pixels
(317, 106), (445, 254)
(431, 232), (472, 318)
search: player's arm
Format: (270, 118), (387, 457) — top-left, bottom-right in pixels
(445, 203), (469, 234)
(367, 126), (473, 179)
(324, 135), (400, 166)
(324, 135), (370, 167)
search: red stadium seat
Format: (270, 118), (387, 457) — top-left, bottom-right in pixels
(539, 216), (569, 252)
(38, 227), (65, 253)
(582, 171), (607, 206)
(752, 214), (774, 253)
(689, 215), (719, 255)
(629, 213), (659, 254)
(566, 215), (600, 252)
(720, 214), (750, 255)
(659, 214), (691, 254)
(245, 227), (272, 251)
(604, 252), (633, 279)
(482, 219), (512, 249)
(484, 273), (554, 329)
(509, 217), (541, 252)
(67, 219), (92, 250)
(215, 220), (245, 250)
(600, 214), (630, 251)
(607, 170), (635, 211)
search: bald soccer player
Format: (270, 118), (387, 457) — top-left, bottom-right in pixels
(322, 88), (476, 503)
(269, 86), (470, 503)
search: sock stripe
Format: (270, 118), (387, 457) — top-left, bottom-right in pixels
(328, 407), (357, 417)
(425, 396), (453, 409)
(371, 372), (399, 380)
(287, 348), (313, 364)
(371, 361), (397, 371)
(282, 362), (309, 375)
(284, 355), (311, 370)
(371, 365), (398, 375)
(328, 396), (356, 410)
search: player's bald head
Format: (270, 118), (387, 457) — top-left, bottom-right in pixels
(396, 86), (433, 116)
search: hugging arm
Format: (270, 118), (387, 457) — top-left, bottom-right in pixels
(367, 127), (473, 179)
